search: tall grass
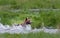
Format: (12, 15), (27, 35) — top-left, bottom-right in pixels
(0, 0), (60, 9)
(0, 32), (60, 38)
(0, 10), (60, 28)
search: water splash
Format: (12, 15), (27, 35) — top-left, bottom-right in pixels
(0, 23), (59, 34)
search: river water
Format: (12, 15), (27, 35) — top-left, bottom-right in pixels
(0, 23), (59, 34)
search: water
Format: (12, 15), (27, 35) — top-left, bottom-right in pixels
(0, 23), (59, 34)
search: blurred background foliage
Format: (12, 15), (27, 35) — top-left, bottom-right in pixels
(0, 0), (60, 29)
(0, 0), (60, 9)
(0, 10), (60, 29)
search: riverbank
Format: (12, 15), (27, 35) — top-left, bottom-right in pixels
(0, 32), (60, 38)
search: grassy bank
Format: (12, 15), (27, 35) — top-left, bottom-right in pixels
(0, 32), (60, 38)
(0, 10), (60, 28)
(0, 0), (60, 9)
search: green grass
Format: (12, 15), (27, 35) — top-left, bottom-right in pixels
(0, 10), (60, 28)
(0, 0), (60, 9)
(0, 32), (60, 38)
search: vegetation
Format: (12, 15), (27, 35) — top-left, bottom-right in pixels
(0, 0), (60, 38)
(0, 0), (60, 9)
(0, 10), (60, 29)
(0, 0), (60, 28)
(0, 32), (60, 38)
